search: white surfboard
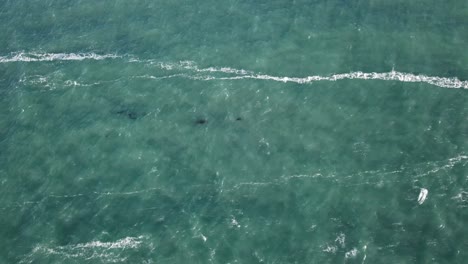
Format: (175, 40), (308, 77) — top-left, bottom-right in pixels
(418, 188), (428, 205)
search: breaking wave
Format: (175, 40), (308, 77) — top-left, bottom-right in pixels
(137, 59), (468, 89)
(0, 52), (120, 62)
(2, 52), (467, 89)
(20, 236), (148, 263)
(185, 70), (468, 89)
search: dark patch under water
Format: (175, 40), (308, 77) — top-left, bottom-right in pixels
(116, 109), (144, 120)
(195, 118), (207, 125)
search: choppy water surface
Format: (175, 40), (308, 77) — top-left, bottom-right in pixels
(1, 1), (467, 263)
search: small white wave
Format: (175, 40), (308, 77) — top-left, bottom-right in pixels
(48, 193), (85, 198)
(321, 233), (349, 255)
(335, 233), (346, 247)
(322, 245), (337, 253)
(230, 216), (241, 228)
(143, 61), (468, 89)
(20, 236), (146, 264)
(233, 181), (276, 189)
(345, 248), (358, 258)
(20, 75), (107, 90)
(68, 236), (144, 250)
(0, 52), (120, 63)
(154, 60), (254, 75)
(133, 74), (189, 80)
(452, 191), (468, 207)
(6, 54), (467, 89)
(94, 187), (161, 197)
(415, 154), (468, 178)
(190, 70), (468, 89)
(281, 173), (323, 180)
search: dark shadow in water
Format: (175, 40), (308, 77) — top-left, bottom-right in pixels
(195, 118), (207, 125)
(114, 108), (148, 120)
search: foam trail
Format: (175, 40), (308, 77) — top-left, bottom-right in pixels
(20, 236), (146, 264)
(0, 52), (120, 62)
(144, 60), (468, 89)
(178, 61), (254, 75)
(65, 236), (144, 249)
(134, 74), (189, 80)
(4, 53), (467, 89)
(143, 60), (254, 75)
(191, 70), (468, 89)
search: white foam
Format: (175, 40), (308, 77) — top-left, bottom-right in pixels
(7, 54), (468, 89)
(233, 181), (276, 189)
(452, 191), (468, 207)
(0, 52), (120, 63)
(157, 60), (254, 75)
(190, 70), (468, 89)
(322, 245), (337, 253)
(282, 173), (323, 180)
(94, 187), (161, 197)
(69, 236), (144, 249)
(147, 61), (468, 89)
(21, 236), (145, 264)
(230, 216), (241, 228)
(345, 248), (358, 258)
(134, 74), (188, 80)
(335, 233), (346, 247)
(415, 154), (468, 178)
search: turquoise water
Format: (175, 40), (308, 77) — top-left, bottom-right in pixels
(1, 1), (468, 263)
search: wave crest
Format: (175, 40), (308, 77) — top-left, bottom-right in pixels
(0, 52), (119, 62)
(3, 52), (467, 89)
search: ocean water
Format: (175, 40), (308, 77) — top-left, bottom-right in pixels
(1, 0), (467, 263)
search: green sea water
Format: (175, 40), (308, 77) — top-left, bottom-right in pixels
(1, 0), (468, 263)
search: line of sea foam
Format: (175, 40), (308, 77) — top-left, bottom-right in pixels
(0, 52), (120, 62)
(190, 70), (468, 89)
(19, 236), (147, 264)
(63, 236), (144, 250)
(4, 53), (467, 89)
(144, 60), (467, 89)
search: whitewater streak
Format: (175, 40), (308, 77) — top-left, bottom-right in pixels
(1, 52), (467, 89)
(169, 61), (467, 88)
(130, 58), (468, 89)
(189, 71), (468, 89)
(0, 52), (120, 62)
